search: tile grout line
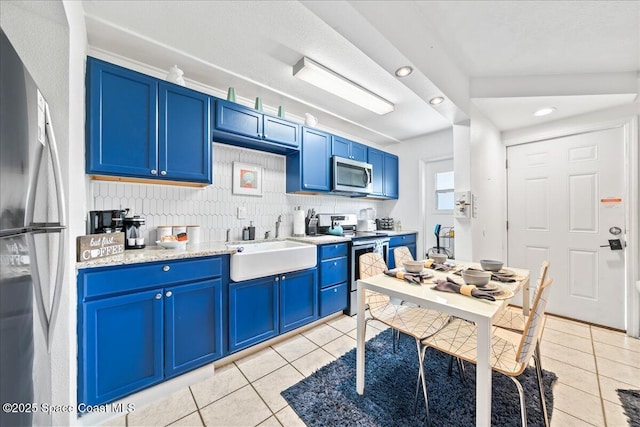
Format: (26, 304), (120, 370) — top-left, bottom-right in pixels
(187, 386), (207, 427)
(233, 361), (282, 427)
(590, 325), (609, 427)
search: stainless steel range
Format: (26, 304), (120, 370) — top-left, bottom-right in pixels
(317, 214), (389, 316)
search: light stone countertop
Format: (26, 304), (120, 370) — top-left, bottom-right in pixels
(286, 235), (352, 245)
(76, 241), (236, 269)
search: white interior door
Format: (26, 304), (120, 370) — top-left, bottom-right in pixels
(507, 126), (626, 329)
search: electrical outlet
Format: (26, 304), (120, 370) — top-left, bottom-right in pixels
(237, 206), (247, 219)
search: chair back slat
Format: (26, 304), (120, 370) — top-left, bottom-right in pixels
(393, 246), (415, 269)
(516, 277), (553, 363)
(359, 252), (387, 278)
(359, 252), (389, 310)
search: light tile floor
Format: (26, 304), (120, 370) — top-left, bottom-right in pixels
(104, 310), (638, 426)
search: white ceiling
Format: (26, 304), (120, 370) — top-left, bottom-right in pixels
(82, 0), (640, 144)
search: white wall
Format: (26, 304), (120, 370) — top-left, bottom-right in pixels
(1, 1), (87, 424)
(452, 122), (472, 261)
(386, 128), (454, 259)
(469, 104), (506, 261)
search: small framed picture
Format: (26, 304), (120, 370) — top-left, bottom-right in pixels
(232, 162), (263, 196)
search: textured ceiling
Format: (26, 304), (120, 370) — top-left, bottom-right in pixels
(82, 0), (639, 142)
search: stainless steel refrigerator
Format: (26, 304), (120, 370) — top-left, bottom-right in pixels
(1, 29), (67, 426)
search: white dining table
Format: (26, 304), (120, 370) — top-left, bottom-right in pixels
(355, 263), (530, 427)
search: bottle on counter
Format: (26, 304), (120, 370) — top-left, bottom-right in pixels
(248, 221), (256, 240)
(242, 227), (250, 240)
(395, 220), (402, 231)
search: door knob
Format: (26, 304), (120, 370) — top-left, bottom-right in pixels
(155, 293), (162, 300)
(165, 291), (173, 297)
(163, 265), (170, 272)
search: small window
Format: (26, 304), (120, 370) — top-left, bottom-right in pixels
(435, 171), (454, 211)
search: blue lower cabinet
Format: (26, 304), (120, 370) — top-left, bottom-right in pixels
(229, 277), (279, 353)
(82, 288), (164, 406)
(280, 269), (318, 333)
(388, 234), (418, 269)
(320, 282), (348, 317)
(165, 279), (223, 378)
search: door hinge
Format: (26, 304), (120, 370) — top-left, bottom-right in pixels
(506, 220), (509, 230)
(505, 159), (508, 169)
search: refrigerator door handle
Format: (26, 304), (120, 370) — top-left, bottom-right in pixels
(43, 102), (67, 351)
(26, 232), (51, 349)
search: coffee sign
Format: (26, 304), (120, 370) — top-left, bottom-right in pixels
(77, 232), (125, 262)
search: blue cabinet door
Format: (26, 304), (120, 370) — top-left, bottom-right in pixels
(164, 279), (223, 378)
(301, 127), (331, 191)
(82, 288), (163, 406)
(280, 269), (318, 333)
(159, 83), (212, 183)
(384, 153), (399, 199)
(320, 282), (348, 317)
(263, 115), (299, 148)
(350, 141), (368, 162)
(86, 57), (158, 178)
(332, 136), (367, 162)
(229, 277), (278, 353)
(215, 100), (262, 139)
(331, 136), (351, 159)
(367, 148), (385, 196)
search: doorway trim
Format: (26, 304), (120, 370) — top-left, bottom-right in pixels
(419, 155), (454, 261)
(505, 116), (639, 336)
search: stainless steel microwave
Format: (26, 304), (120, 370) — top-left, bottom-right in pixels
(332, 156), (373, 194)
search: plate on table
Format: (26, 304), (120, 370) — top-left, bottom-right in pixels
(492, 269), (515, 277)
(156, 240), (188, 249)
(476, 282), (499, 291)
(491, 289), (515, 300)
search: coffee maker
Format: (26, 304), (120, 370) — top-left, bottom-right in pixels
(124, 216), (146, 249)
(88, 209), (128, 234)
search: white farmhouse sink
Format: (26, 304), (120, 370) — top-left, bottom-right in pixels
(229, 240), (317, 282)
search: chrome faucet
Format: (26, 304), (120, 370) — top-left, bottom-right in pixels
(275, 215), (282, 238)
(264, 230), (271, 239)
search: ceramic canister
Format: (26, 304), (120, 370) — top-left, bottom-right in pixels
(187, 225), (201, 244)
(156, 226), (172, 241)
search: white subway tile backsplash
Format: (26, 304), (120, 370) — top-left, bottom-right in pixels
(91, 143), (389, 243)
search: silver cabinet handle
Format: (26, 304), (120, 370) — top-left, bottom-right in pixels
(333, 261), (337, 266)
(163, 265), (170, 272)
(151, 169), (158, 175)
(257, 133), (262, 138)
(165, 291), (173, 297)
(155, 293), (162, 300)
(275, 277), (279, 282)
(264, 134), (268, 139)
(160, 170), (167, 176)
(282, 275), (286, 280)
(334, 288), (337, 293)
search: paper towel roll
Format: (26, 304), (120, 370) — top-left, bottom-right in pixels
(293, 209), (305, 237)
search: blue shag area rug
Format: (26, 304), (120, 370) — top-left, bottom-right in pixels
(282, 329), (557, 426)
(617, 389), (640, 427)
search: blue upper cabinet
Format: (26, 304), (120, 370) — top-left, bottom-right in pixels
(286, 127), (331, 193)
(367, 147), (399, 199)
(159, 83), (212, 183)
(331, 135), (367, 162)
(86, 58), (158, 178)
(384, 152), (399, 199)
(86, 57), (212, 185)
(213, 99), (299, 154)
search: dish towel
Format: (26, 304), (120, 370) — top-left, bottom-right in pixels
(384, 270), (423, 285)
(433, 277), (496, 301)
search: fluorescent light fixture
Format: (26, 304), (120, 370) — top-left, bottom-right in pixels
(293, 57), (394, 115)
(429, 96), (445, 105)
(395, 66), (413, 77)
(533, 107), (556, 117)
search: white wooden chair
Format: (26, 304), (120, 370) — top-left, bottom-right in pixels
(393, 246), (415, 270)
(359, 252), (450, 420)
(417, 276), (553, 427)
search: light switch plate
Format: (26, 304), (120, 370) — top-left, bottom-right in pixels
(237, 206), (247, 219)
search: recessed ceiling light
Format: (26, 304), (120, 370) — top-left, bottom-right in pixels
(395, 66), (413, 77)
(533, 107), (557, 117)
(429, 96), (445, 105)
